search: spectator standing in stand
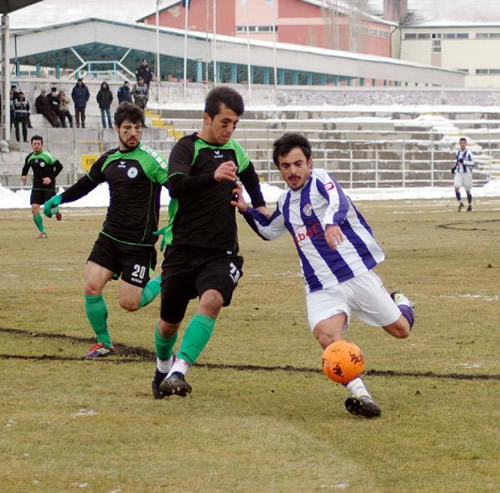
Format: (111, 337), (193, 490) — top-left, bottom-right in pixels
(135, 59), (153, 89)
(118, 81), (132, 104)
(71, 78), (90, 128)
(96, 81), (114, 129)
(132, 78), (148, 110)
(13, 91), (30, 143)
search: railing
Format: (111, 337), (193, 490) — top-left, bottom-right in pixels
(3, 117), (500, 190)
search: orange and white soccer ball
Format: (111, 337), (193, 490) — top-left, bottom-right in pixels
(322, 340), (365, 385)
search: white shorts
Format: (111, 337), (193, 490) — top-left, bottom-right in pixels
(454, 173), (472, 191)
(306, 270), (401, 331)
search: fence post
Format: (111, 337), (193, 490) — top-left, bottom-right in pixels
(266, 125), (272, 184)
(72, 130), (78, 182)
(402, 133), (406, 188)
(487, 126), (492, 182)
(349, 142), (353, 189)
(375, 138), (379, 188)
(430, 128), (435, 187)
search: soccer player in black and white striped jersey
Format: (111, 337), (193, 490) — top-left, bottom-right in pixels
(452, 137), (475, 212)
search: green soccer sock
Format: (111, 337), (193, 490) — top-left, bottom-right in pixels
(155, 322), (178, 362)
(177, 313), (216, 366)
(84, 294), (112, 347)
(140, 274), (162, 308)
(33, 213), (46, 233)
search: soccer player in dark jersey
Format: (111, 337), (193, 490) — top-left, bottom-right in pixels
(43, 102), (168, 358)
(21, 135), (63, 239)
(152, 86), (269, 399)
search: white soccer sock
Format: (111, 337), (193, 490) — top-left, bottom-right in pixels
(167, 358), (190, 378)
(346, 377), (372, 399)
(156, 355), (174, 374)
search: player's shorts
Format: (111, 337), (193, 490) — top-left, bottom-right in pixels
(87, 233), (157, 289)
(160, 245), (243, 324)
(306, 270), (401, 331)
(30, 187), (56, 205)
(453, 172), (473, 191)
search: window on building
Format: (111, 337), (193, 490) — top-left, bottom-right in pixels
(432, 39), (441, 53)
(476, 69), (500, 75)
(417, 33), (430, 39)
(236, 25), (276, 33)
(404, 33), (417, 39)
(476, 32), (500, 39)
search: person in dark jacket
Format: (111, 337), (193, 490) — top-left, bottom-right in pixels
(10, 85), (19, 130)
(35, 90), (60, 128)
(135, 59), (153, 89)
(13, 91), (30, 142)
(47, 87), (65, 127)
(117, 81), (132, 104)
(96, 81), (113, 128)
(71, 79), (90, 128)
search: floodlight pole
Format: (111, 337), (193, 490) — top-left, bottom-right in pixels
(1, 14), (10, 142)
(183, 1), (189, 98)
(156, 0), (162, 103)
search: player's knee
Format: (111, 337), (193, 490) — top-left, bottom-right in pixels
(158, 319), (179, 338)
(119, 298), (140, 312)
(383, 319), (411, 339)
(199, 290), (224, 314)
(84, 282), (102, 297)
(315, 331), (341, 349)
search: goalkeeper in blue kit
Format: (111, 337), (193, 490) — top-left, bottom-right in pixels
(44, 103), (168, 358)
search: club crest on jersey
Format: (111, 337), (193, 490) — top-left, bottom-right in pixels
(127, 167), (138, 178)
(39, 161), (45, 167)
(302, 203), (313, 217)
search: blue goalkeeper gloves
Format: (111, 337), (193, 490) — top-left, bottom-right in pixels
(153, 226), (168, 251)
(43, 194), (62, 218)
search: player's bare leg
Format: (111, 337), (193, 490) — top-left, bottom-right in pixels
(314, 314), (381, 418)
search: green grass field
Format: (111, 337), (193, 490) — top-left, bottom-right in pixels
(1, 197), (499, 493)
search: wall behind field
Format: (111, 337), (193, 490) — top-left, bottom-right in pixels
(10, 80), (500, 116)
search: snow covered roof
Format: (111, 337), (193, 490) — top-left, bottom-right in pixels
(368, 0), (500, 27)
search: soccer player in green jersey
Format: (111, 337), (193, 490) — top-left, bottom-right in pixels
(152, 86), (269, 399)
(44, 102), (168, 358)
(21, 135), (63, 239)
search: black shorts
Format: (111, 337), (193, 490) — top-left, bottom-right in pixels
(88, 233), (157, 288)
(160, 246), (243, 324)
(30, 187), (56, 205)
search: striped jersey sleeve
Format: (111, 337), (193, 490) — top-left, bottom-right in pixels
(246, 169), (385, 293)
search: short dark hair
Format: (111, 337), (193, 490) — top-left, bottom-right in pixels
(51, 87), (57, 91)
(114, 102), (145, 127)
(204, 86), (244, 118)
(31, 135), (43, 144)
(459, 137), (467, 143)
(272, 133), (312, 166)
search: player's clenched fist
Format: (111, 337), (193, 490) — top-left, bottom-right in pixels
(214, 160), (237, 182)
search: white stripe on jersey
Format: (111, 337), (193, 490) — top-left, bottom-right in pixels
(455, 149), (475, 173)
(246, 169), (385, 293)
